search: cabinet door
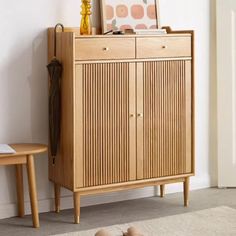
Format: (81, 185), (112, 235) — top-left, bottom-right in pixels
(137, 60), (192, 180)
(75, 63), (136, 188)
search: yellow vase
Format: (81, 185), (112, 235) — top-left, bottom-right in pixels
(80, 0), (92, 35)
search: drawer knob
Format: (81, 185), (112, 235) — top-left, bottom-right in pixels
(130, 114), (135, 118)
(103, 47), (109, 51)
(162, 45), (167, 49)
(137, 113), (143, 118)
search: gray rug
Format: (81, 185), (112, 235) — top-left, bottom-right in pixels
(53, 206), (236, 236)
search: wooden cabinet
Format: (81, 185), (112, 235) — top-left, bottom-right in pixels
(48, 28), (194, 224)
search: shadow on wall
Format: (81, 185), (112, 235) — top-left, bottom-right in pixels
(209, 0), (218, 186)
(28, 30), (48, 144)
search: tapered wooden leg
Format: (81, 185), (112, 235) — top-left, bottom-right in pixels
(73, 192), (80, 224)
(15, 164), (25, 217)
(54, 184), (61, 213)
(184, 177), (190, 207)
(26, 155), (39, 228)
(160, 185), (165, 198)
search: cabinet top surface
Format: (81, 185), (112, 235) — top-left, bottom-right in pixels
(48, 27), (193, 38)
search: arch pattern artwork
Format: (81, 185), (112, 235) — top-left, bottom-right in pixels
(100, 0), (160, 33)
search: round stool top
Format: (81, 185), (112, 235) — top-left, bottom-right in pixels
(0, 144), (47, 157)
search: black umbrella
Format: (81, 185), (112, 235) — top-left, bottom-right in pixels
(47, 23), (64, 164)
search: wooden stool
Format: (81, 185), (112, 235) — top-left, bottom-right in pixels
(0, 144), (47, 228)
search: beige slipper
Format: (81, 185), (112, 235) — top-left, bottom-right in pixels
(95, 229), (112, 236)
(123, 226), (144, 236)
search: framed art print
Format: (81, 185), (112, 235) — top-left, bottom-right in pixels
(100, 0), (160, 33)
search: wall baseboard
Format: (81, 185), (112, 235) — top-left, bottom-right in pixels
(0, 176), (211, 220)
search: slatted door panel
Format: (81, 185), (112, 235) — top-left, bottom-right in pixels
(75, 63), (136, 188)
(137, 60), (192, 180)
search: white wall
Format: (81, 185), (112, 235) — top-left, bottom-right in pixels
(0, 0), (212, 219)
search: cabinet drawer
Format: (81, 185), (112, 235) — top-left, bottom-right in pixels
(136, 37), (191, 59)
(75, 38), (135, 61)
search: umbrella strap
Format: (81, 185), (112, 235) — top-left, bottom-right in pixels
(54, 23), (65, 57)
(52, 156), (56, 165)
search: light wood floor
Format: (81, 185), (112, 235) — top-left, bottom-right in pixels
(0, 188), (235, 236)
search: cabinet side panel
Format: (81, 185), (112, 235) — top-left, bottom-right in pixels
(75, 65), (84, 188)
(48, 31), (75, 190)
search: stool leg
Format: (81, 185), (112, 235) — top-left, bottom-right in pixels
(15, 164), (24, 217)
(26, 155), (39, 228)
(160, 185), (165, 198)
(73, 192), (80, 224)
(54, 183), (61, 213)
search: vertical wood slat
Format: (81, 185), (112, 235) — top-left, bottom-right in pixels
(140, 60), (192, 179)
(77, 63), (134, 187)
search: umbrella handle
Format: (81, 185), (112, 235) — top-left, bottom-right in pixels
(54, 23), (65, 57)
